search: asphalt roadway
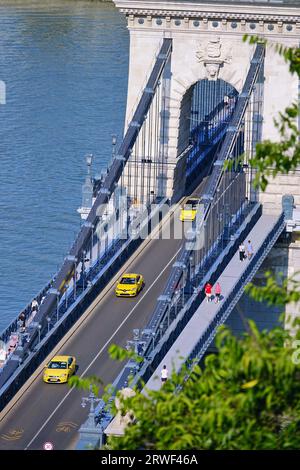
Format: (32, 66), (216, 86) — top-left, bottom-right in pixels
(0, 206), (185, 450)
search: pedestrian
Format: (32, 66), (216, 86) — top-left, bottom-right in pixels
(246, 239), (254, 260)
(31, 298), (38, 311)
(215, 282), (222, 303)
(161, 365), (168, 384)
(239, 243), (246, 262)
(224, 95), (230, 108)
(18, 312), (26, 332)
(204, 282), (212, 302)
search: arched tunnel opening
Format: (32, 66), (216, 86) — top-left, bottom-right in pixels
(173, 78), (240, 199)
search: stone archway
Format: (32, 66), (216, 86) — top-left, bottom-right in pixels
(172, 77), (238, 199)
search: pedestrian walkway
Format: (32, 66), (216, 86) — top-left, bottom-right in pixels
(145, 213), (282, 391)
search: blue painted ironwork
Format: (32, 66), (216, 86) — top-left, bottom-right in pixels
(87, 43), (265, 424)
(186, 212), (286, 371)
(27, 38), (172, 350)
(74, 44), (267, 449)
(139, 43), (265, 358)
(187, 80), (238, 182)
(0, 39), (173, 407)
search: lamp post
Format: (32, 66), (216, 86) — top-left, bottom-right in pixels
(49, 288), (60, 323)
(126, 329), (144, 355)
(66, 255), (78, 300)
(38, 324), (42, 344)
(46, 317), (51, 334)
(159, 322), (164, 340)
(83, 221), (94, 265)
(182, 264), (187, 303)
(111, 134), (117, 164)
(82, 250), (86, 291)
(80, 249), (90, 291)
(81, 386), (102, 430)
(189, 255), (194, 293)
(86, 153), (93, 178)
(174, 289), (179, 317)
(152, 331), (156, 352)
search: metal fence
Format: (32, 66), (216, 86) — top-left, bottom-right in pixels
(127, 43), (265, 363)
(94, 42), (265, 400)
(0, 39), (173, 405)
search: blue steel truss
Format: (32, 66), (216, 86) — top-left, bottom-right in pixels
(0, 39), (172, 397)
(142, 43), (265, 349)
(97, 43), (266, 401)
(186, 213), (285, 371)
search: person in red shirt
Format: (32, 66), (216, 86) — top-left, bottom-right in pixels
(204, 282), (212, 302)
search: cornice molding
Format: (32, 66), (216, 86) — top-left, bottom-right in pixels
(120, 8), (300, 23)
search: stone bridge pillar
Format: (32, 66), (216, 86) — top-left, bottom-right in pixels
(114, 0), (300, 209)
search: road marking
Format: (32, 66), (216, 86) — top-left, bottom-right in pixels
(56, 421), (78, 433)
(1, 428), (24, 441)
(0, 204), (182, 424)
(24, 246), (181, 450)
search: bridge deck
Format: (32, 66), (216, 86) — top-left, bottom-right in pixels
(0, 209), (183, 450)
(145, 212), (280, 391)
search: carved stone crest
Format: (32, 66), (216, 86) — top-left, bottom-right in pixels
(196, 37), (232, 80)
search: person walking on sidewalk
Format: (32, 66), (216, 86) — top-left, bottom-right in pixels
(205, 282), (212, 302)
(161, 365), (168, 384)
(239, 243), (246, 262)
(215, 282), (222, 303)
(246, 240), (254, 260)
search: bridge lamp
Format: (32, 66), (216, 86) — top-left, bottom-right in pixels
(151, 331), (156, 352)
(86, 153), (93, 170)
(182, 264), (187, 302)
(85, 153), (93, 184)
(81, 386), (101, 431)
(159, 322), (164, 340)
(38, 324), (42, 344)
(189, 256), (194, 292)
(111, 134), (117, 165)
(133, 328), (140, 342)
(46, 317), (51, 334)
(167, 298), (172, 328)
(174, 290), (180, 317)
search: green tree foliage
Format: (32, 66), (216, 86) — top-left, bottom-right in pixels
(105, 39), (300, 450)
(72, 40), (300, 450)
(245, 270), (300, 307)
(244, 35), (300, 191)
(107, 324), (300, 450)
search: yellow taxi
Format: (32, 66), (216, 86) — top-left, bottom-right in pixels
(43, 355), (76, 384)
(115, 273), (144, 297)
(180, 197), (199, 222)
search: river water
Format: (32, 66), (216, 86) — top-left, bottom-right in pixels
(0, 1), (129, 331)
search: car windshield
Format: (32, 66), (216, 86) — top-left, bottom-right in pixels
(120, 277), (136, 284)
(48, 361), (67, 369)
(185, 200), (198, 209)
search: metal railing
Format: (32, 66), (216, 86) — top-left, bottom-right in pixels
(0, 39), (173, 406)
(88, 42), (265, 410)
(136, 43), (265, 360)
(186, 211), (286, 371)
